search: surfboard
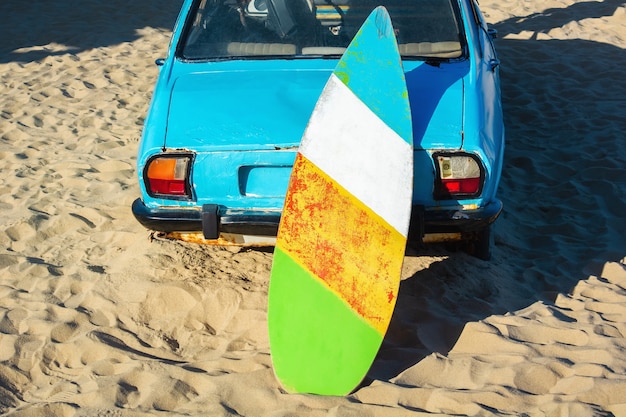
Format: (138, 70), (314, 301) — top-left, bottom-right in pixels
(268, 6), (413, 396)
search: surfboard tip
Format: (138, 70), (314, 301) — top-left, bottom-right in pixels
(372, 6), (394, 39)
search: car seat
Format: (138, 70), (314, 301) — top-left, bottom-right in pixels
(266, 0), (316, 38)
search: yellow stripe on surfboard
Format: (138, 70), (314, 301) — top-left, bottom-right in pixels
(276, 153), (405, 335)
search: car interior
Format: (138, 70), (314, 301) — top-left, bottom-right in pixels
(180, 0), (465, 60)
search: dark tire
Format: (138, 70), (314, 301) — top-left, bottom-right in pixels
(465, 225), (493, 261)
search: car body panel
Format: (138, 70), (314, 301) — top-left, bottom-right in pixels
(165, 67), (327, 151)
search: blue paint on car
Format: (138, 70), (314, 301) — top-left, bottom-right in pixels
(133, 0), (505, 260)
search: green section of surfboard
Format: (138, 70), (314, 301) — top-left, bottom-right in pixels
(268, 247), (382, 395)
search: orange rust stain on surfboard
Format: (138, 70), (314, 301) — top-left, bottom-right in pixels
(278, 153), (405, 334)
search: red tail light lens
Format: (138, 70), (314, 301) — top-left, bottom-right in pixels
(145, 155), (191, 198)
(441, 177), (481, 194)
(434, 153), (483, 199)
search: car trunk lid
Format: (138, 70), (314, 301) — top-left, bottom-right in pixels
(164, 61), (466, 152)
(405, 61), (466, 150)
(164, 68), (330, 152)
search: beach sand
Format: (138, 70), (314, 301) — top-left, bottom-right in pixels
(1, 0), (625, 415)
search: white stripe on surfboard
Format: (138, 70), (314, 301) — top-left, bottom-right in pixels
(299, 74), (413, 236)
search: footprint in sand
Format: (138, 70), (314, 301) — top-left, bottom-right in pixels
(0, 307), (30, 334)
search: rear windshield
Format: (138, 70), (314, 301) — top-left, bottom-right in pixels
(179, 0), (465, 60)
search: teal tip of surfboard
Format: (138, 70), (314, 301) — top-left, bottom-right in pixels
(333, 6), (413, 146)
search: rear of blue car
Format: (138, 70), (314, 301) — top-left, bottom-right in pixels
(132, 0), (504, 258)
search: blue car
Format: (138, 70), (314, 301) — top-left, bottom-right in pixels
(132, 0), (504, 260)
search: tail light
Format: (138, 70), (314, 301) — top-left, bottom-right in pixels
(144, 154), (192, 199)
(434, 153), (483, 199)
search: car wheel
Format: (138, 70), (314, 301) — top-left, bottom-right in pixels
(465, 225), (493, 261)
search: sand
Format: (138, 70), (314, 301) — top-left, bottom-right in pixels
(1, 0), (625, 415)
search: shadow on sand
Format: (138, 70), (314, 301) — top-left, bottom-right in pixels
(374, 0), (626, 381)
(0, 0), (184, 63)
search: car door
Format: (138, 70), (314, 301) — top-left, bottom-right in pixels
(468, 0), (504, 197)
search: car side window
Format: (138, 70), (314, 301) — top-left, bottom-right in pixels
(469, 0), (485, 29)
(468, 0), (499, 59)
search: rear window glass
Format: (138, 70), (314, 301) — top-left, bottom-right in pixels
(180, 0), (465, 60)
